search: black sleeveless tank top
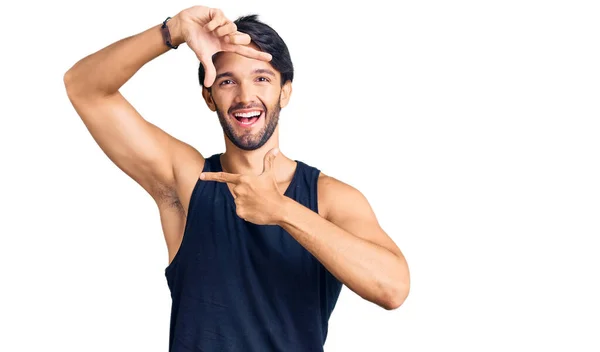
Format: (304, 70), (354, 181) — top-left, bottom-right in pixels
(164, 153), (343, 352)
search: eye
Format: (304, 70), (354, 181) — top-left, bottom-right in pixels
(219, 79), (234, 86)
(256, 76), (270, 82)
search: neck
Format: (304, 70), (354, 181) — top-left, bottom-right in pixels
(221, 133), (289, 176)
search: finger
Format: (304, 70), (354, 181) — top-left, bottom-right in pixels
(200, 171), (241, 184)
(213, 22), (237, 38)
(187, 38), (208, 64)
(204, 9), (228, 32)
(200, 56), (217, 87)
(229, 44), (272, 62)
(262, 147), (279, 174)
(223, 32), (252, 45)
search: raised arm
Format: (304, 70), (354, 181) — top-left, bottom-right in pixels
(63, 6), (272, 203)
(63, 15), (194, 202)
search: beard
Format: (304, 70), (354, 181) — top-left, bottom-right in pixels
(215, 97), (281, 151)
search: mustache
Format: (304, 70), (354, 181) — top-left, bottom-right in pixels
(228, 103), (266, 113)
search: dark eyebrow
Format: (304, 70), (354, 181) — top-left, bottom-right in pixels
(215, 71), (234, 81)
(252, 69), (276, 77)
(214, 69), (276, 82)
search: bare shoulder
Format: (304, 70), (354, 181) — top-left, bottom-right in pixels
(316, 171), (404, 258)
(316, 172), (372, 221)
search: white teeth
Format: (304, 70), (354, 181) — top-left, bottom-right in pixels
(233, 111), (261, 118)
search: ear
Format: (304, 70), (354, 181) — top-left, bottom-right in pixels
(278, 81), (293, 109)
(202, 86), (217, 112)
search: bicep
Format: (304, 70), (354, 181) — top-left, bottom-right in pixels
(68, 91), (188, 199)
(319, 175), (404, 258)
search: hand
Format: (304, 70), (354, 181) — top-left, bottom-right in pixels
(200, 148), (287, 225)
(172, 6), (273, 87)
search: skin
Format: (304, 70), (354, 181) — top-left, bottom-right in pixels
(64, 5), (410, 311)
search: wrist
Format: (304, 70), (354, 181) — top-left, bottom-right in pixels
(166, 16), (185, 47)
(276, 197), (296, 226)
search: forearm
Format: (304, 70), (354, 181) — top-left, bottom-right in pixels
(64, 17), (184, 96)
(276, 198), (409, 309)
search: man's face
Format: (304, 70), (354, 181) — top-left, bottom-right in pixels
(205, 46), (290, 151)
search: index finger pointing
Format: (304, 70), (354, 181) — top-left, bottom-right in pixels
(200, 172), (241, 184)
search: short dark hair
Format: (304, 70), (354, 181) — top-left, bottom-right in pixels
(198, 14), (294, 88)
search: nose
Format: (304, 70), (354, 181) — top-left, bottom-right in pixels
(233, 81), (256, 106)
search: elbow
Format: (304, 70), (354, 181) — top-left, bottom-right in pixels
(382, 288), (409, 311)
(63, 70), (78, 97)
(63, 71), (72, 91)
(63, 67), (76, 89)
(64, 66), (86, 96)
(381, 276), (410, 311)
(383, 255), (411, 310)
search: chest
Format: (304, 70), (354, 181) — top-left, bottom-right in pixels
(195, 202), (317, 280)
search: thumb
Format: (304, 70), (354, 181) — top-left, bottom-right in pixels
(186, 38), (215, 87)
(200, 55), (217, 88)
(262, 148), (279, 174)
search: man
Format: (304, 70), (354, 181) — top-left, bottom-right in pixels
(64, 5), (410, 352)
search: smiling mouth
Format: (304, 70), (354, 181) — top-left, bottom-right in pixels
(231, 110), (264, 127)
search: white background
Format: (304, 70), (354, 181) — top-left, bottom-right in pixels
(1, 0), (599, 351)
